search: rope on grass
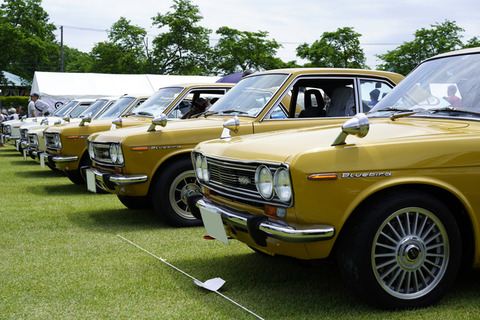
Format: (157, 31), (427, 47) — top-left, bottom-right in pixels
(117, 234), (264, 320)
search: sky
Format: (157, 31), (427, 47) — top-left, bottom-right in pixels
(33, 0), (480, 70)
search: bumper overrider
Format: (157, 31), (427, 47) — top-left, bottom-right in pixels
(85, 167), (148, 192)
(192, 196), (335, 246)
(24, 147), (43, 161)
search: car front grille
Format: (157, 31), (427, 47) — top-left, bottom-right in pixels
(20, 128), (28, 140)
(202, 156), (289, 207)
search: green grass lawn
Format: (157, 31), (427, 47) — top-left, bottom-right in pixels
(1, 145), (480, 319)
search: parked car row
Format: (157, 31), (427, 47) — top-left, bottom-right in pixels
(6, 48), (480, 310)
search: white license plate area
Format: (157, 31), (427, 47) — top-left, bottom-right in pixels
(40, 153), (46, 168)
(199, 206), (229, 244)
(86, 169), (96, 193)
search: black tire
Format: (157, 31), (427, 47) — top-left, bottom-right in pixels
(117, 195), (152, 210)
(65, 153), (91, 185)
(151, 158), (202, 227)
(337, 190), (461, 309)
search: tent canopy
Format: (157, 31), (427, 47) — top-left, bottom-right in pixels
(31, 72), (220, 108)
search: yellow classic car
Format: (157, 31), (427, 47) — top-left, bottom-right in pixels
(42, 84), (234, 184)
(24, 97), (117, 166)
(41, 94), (150, 184)
(190, 48), (480, 309)
(86, 68), (403, 227)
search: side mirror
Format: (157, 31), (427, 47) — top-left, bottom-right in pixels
(332, 113), (369, 146)
(147, 113), (168, 132)
(62, 116), (71, 123)
(79, 116), (92, 126)
(112, 117), (122, 128)
(40, 118), (49, 125)
(221, 115), (239, 139)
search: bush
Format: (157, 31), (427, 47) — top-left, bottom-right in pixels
(0, 96), (29, 110)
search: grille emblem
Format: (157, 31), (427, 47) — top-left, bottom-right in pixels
(238, 176), (251, 185)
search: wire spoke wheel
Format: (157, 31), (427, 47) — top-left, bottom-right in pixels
(372, 207), (449, 300)
(169, 170), (200, 220)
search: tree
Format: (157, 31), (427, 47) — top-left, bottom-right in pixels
(377, 20), (464, 75)
(463, 36), (480, 49)
(62, 46), (95, 73)
(150, 0), (212, 75)
(296, 27), (367, 69)
(0, 0), (59, 81)
(89, 17), (149, 74)
(212, 27), (283, 74)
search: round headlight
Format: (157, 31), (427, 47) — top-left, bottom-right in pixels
(255, 165), (273, 199)
(88, 142), (95, 159)
(274, 168), (292, 203)
(195, 154), (204, 181)
(110, 144), (118, 163)
(117, 146), (124, 164)
(54, 134), (62, 149)
(201, 156), (209, 183)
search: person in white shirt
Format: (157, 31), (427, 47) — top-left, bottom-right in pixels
(30, 92), (51, 116)
(27, 98), (35, 117)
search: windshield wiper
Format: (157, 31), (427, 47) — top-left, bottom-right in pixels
(389, 106), (480, 120)
(220, 109), (248, 115)
(134, 111), (154, 116)
(428, 107), (480, 117)
(191, 110), (219, 118)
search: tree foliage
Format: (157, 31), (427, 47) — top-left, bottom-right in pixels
(150, 0), (212, 75)
(0, 0), (59, 81)
(296, 27), (367, 69)
(212, 27), (283, 74)
(90, 17), (149, 74)
(377, 20), (464, 75)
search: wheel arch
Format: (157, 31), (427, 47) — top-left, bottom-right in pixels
(147, 151), (193, 196)
(334, 183), (475, 270)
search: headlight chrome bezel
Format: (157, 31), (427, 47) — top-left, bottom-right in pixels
(109, 143), (124, 165)
(273, 167), (292, 203)
(255, 165), (274, 200)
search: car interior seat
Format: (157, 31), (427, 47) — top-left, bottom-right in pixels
(326, 86), (355, 117)
(298, 89), (325, 118)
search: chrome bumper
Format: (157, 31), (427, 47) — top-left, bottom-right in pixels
(90, 167), (148, 188)
(51, 155), (79, 163)
(196, 197), (335, 244)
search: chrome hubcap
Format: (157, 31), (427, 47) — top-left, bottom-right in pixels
(372, 207), (449, 299)
(169, 170), (200, 220)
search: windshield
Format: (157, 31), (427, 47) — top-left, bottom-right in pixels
(207, 74), (289, 117)
(54, 101), (78, 117)
(97, 97), (135, 119)
(128, 87), (183, 117)
(370, 52), (480, 119)
(78, 99), (108, 119)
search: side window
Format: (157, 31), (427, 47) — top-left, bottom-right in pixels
(289, 78), (356, 118)
(168, 90), (227, 119)
(360, 80), (394, 112)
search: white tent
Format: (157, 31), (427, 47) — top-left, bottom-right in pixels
(30, 72), (220, 108)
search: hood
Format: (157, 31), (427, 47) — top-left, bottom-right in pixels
(89, 116), (248, 143)
(197, 117), (480, 167)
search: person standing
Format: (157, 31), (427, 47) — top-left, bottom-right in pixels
(30, 92), (51, 116)
(27, 97), (35, 117)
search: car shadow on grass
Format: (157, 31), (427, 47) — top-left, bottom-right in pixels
(28, 182), (89, 196)
(16, 168), (66, 178)
(162, 250), (367, 318)
(68, 207), (168, 233)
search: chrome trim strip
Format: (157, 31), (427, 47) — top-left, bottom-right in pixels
(197, 198), (334, 243)
(52, 155), (79, 163)
(109, 174), (148, 185)
(90, 168), (148, 186)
